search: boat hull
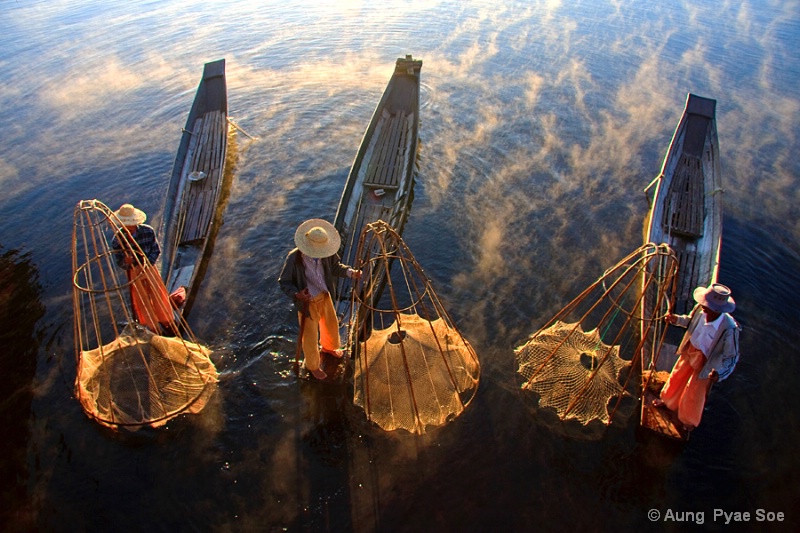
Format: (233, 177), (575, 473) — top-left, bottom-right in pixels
(639, 93), (723, 439)
(160, 59), (229, 316)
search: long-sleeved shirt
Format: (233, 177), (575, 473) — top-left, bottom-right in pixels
(111, 224), (160, 269)
(689, 311), (724, 356)
(302, 254), (330, 297)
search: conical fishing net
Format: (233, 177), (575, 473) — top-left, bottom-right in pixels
(72, 200), (217, 429)
(349, 221), (480, 434)
(515, 243), (677, 425)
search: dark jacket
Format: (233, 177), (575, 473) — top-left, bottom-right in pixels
(278, 248), (351, 317)
(111, 224), (160, 269)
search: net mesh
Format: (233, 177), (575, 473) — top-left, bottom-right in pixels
(76, 327), (217, 428)
(349, 221), (480, 434)
(355, 314), (479, 433)
(515, 322), (626, 425)
(72, 199), (217, 429)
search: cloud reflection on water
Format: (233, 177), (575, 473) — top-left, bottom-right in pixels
(1, 1), (797, 337)
(0, 3), (796, 350)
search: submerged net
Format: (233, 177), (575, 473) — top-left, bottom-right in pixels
(515, 243), (677, 425)
(72, 199), (217, 429)
(77, 327), (217, 427)
(355, 314), (479, 432)
(349, 220), (480, 434)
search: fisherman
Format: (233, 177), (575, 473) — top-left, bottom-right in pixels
(278, 219), (361, 380)
(653, 283), (741, 430)
(111, 203), (176, 335)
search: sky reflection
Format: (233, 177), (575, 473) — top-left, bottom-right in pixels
(0, 0), (797, 322)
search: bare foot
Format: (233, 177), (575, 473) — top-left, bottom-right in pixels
(321, 348), (344, 358)
(309, 367), (327, 380)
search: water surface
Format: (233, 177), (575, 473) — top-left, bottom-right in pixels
(2, 0), (799, 531)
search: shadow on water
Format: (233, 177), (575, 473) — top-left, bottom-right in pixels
(0, 246), (45, 531)
(290, 380), (354, 531)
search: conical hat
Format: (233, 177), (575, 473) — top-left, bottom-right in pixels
(294, 219), (341, 258)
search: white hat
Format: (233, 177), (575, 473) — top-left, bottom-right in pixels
(294, 219), (341, 258)
(693, 283), (735, 313)
(114, 203), (146, 226)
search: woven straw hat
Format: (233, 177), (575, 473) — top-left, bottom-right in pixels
(693, 283), (735, 313)
(294, 219), (341, 258)
(114, 203), (146, 226)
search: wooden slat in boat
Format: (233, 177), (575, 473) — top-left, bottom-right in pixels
(180, 109), (225, 242)
(377, 111), (407, 186)
(673, 246), (697, 315)
(364, 111), (393, 186)
(640, 368), (689, 440)
(663, 154), (704, 238)
(641, 388), (689, 440)
(393, 113), (411, 185)
(363, 110), (409, 189)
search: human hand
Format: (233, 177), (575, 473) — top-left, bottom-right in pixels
(709, 369), (719, 383)
(351, 270), (362, 279)
(295, 288), (311, 301)
(665, 313), (677, 324)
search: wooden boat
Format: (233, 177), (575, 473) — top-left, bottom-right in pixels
(333, 56), (422, 312)
(639, 93), (723, 439)
(160, 59), (229, 316)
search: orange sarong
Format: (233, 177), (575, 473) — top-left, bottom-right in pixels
(126, 263), (174, 334)
(297, 291), (340, 372)
(660, 343), (712, 428)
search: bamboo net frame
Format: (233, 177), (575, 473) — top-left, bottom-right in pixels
(72, 199), (217, 430)
(348, 220), (480, 434)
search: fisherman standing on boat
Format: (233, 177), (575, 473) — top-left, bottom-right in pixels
(279, 219), (361, 380)
(111, 203), (176, 335)
(653, 283), (741, 430)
